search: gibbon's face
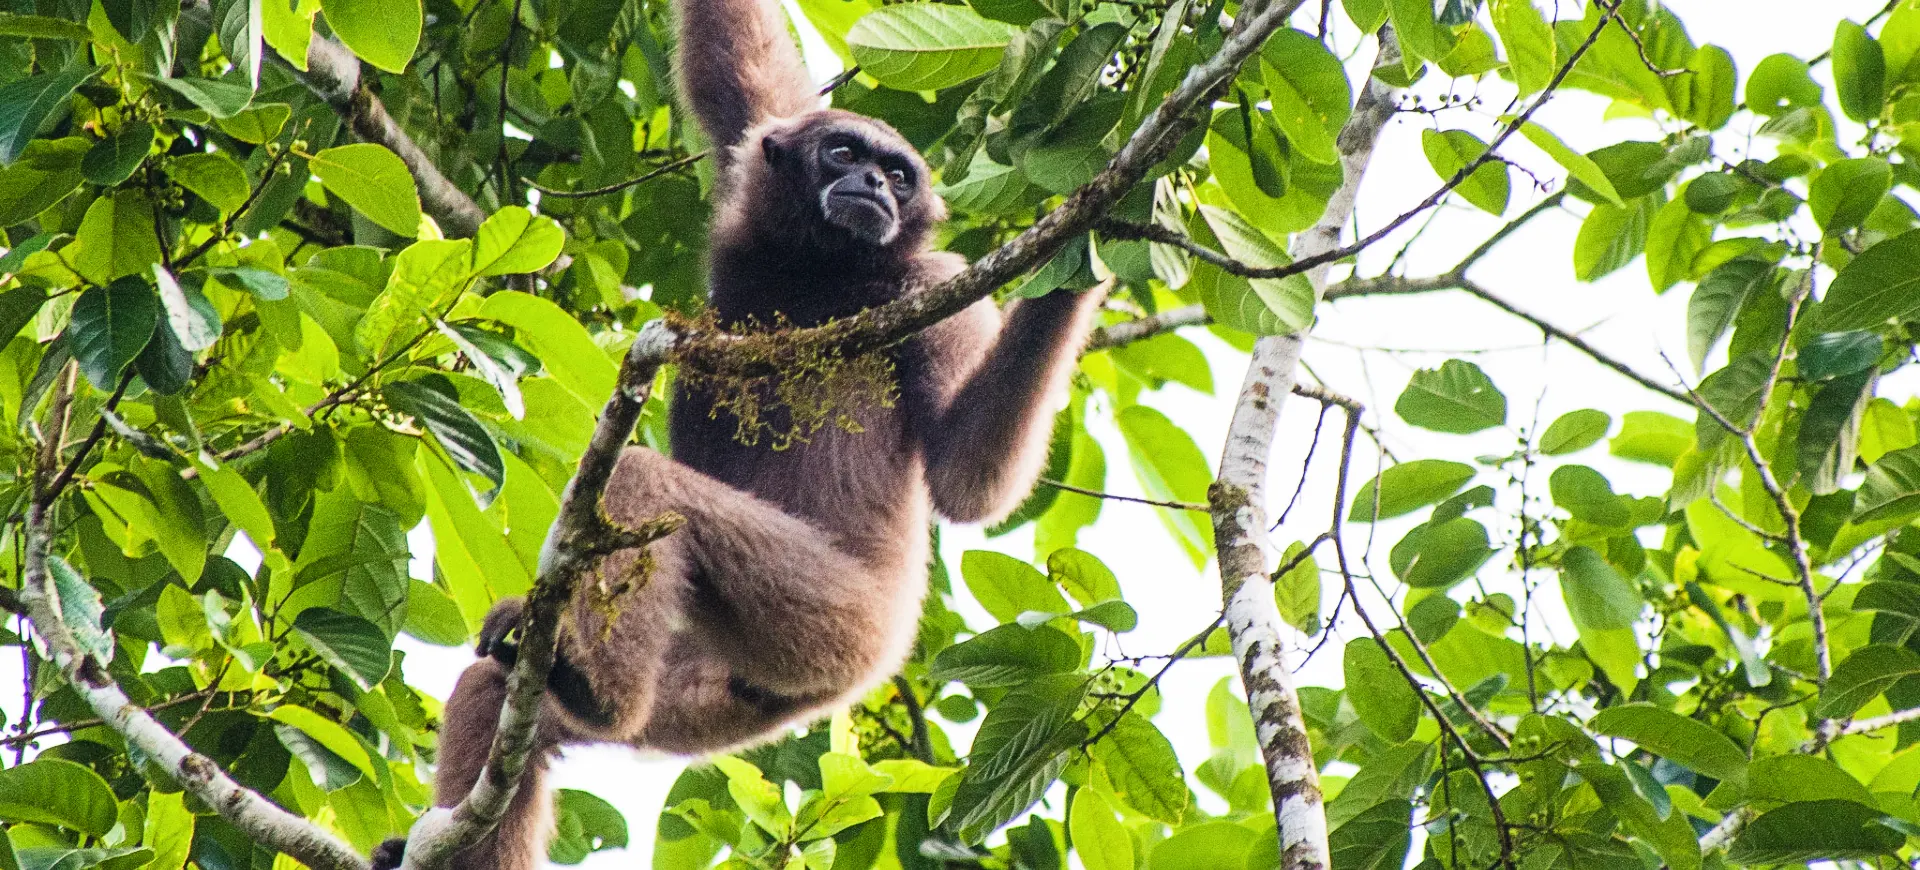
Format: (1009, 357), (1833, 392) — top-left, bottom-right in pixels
(762, 111), (935, 248)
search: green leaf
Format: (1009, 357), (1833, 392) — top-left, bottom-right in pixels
(190, 453), (278, 556)
(1259, 29), (1351, 166)
(310, 143), (422, 236)
(930, 624), (1081, 687)
(1090, 712), (1188, 825)
(1820, 644), (1920, 718)
(1820, 230), (1920, 330)
(1798, 367), (1873, 495)
(292, 607), (393, 689)
(269, 705), (376, 781)
(1746, 53), (1823, 114)
(1810, 157), (1892, 235)
(1856, 446), (1920, 524)
(1800, 331), (1883, 381)
(0, 287), (46, 346)
(143, 790), (195, 870)
(168, 152), (251, 213)
(1273, 541), (1321, 635)
(146, 75), (255, 118)
(1540, 409), (1611, 455)
(1833, 20), (1887, 123)
(947, 674), (1086, 841)
(383, 378), (506, 496)
(0, 12), (94, 40)
(1328, 799), (1412, 870)
(215, 0), (266, 92)
(1573, 198), (1651, 281)
(1679, 45), (1738, 130)
(1343, 0), (1386, 34)
(403, 578), (469, 645)
(1588, 705), (1747, 784)
(154, 266), (222, 352)
(1390, 517), (1493, 589)
(1518, 121), (1622, 206)
(548, 789), (629, 863)
(0, 759), (119, 836)
(1491, 0), (1555, 96)
(1348, 459), (1477, 522)
(212, 266), (290, 300)
(1149, 821), (1254, 870)
(472, 206), (565, 276)
(961, 550), (1070, 624)
(358, 239), (470, 358)
(1549, 465), (1629, 526)
(1746, 756), (1874, 806)
(847, 4), (1018, 91)
(81, 122), (153, 186)
(1727, 800), (1904, 863)
(0, 137), (87, 226)
(1645, 197), (1709, 293)
(478, 291), (617, 406)
(69, 276), (158, 389)
(1420, 129), (1508, 215)
(1192, 206), (1316, 336)
(214, 103), (291, 144)
(73, 191), (161, 284)
(1068, 789), (1131, 870)
(1344, 640), (1418, 742)
(0, 67), (94, 166)
(1687, 260), (1769, 371)
(1116, 405), (1214, 564)
(46, 555), (112, 664)
(1394, 359), (1506, 434)
(136, 316), (193, 394)
(1561, 546), (1641, 630)
(1046, 548), (1121, 609)
(1388, 0), (1448, 65)
(320, 0), (421, 72)
(436, 318), (523, 419)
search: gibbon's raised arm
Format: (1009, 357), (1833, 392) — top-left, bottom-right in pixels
(914, 288), (1107, 524)
(672, 0), (817, 163)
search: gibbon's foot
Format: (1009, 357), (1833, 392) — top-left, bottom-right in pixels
(477, 597), (526, 666)
(369, 837), (405, 870)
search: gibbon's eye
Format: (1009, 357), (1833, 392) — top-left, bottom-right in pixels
(887, 168), (908, 187)
(827, 145), (856, 163)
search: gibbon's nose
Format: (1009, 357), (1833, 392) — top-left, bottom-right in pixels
(863, 169), (886, 190)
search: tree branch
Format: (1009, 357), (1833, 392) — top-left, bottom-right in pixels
(1207, 26), (1401, 870)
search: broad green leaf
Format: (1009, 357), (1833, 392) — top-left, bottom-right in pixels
(1344, 639), (1418, 742)
(1798, 367), (1873, 495)
(0, 12), (93, 40)
(1394, 359), (1506, 434)
(1348, 459), (1477, 522)
(1820, 230), (1920, 330)
(1727, 800), (1904, 863)
(47, 555), (112, 663)
(384, 378), (506, 496)
(1388, 0), (1448, 65)
(1046, 548), (1121, 609)
(81, 122), (153, 186)
(1645, 197), (1709, 292)
(292, 608), (393, 689)
(1859, 398), (1917, 464)
(268, 705), (377, 780)
(962, 550), (1070, 623)
(0, 759), (118, 835)
(1746, 756), (1873, 806)
(1746, 53), (1823, 114)
(947, 674), (1086, 841)
(147, 76), (255, 118)
(478, 291), (617, 406)
(1588, 705), (1747, 784)
(1192, 206), (1316, 336)
(321, 0), (421, 72)
(154, 266), (221, 352)
(1540, 409), (1611, 455)
(1390, 517), (1493, 589)
(358, 238), (471, 359)
(472, 206), (565, 276)
(1573, 197), (1652, 281)
(1800, 330), (1883, 380)
(289, 489), (411, 634)
(1421, 129), (1508, 215)
(1834, 20), (1887, 122)
(143, 790), (195, 870)
(929, 623), (1080, 687)
(1679, 45), (1738, 130)
(215, 0), (266, 92)
(1260, 29), (1351, 166)
(212, 266), (290, 300)
(310, 143), (422, 236)
(1820, 644), (1920, 718)
(0, 67), (94, 166)
(1149, 821), (1254, 870)
(1810, 157), (1892, 235)
(1273, 541), (1321, 634)
(262, 0), (317, 69)
(1328, 799), (1413, 870)
(1550, 464), (1629, 526)
(846, 4), (1018, 91)
(136, 317), (193, 395)
(436, 318), (523, 419)
(1561, 546), (1641, 630)
(0, 137), (87, 226)
(1492, 0), (1555, 96)
(168, 152), (251, 213)
(403, 578), (469, 645)
(0, 287), (47, 345)
(1687, 260), (1769, 371)
(1518, 121), (1622, 206)
(549, 789), (629, 863)
(1116, 405), (1214, 564)
(1343, 0), (1386, 33)
(190, 454), (279, 557)
(215, 103), (291, 144)
(73, 191), (161, 284)
(1068, 790), (1131, 870)
(69, 276), (158, 389)
(1090, 712), (1188, 825)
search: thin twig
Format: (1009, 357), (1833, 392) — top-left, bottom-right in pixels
(1037, 477), (1207, 512)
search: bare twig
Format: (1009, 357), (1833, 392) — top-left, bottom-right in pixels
(1037, 477), (1207, 512)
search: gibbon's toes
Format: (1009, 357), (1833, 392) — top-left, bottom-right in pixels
(478, 596), (527, 665)
(370, 838), (406, 870)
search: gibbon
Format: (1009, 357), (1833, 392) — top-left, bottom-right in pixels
(373, 0), (1103, 863)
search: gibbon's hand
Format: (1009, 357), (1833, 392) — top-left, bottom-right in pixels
(478, 597), (526, 667)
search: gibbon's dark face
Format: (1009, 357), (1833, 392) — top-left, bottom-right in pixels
(762, 111), (934, 248)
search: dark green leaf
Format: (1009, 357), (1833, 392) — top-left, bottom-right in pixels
(210, 266), (290, 301)
(1798, 368), (1873, 495)
(134, 319), (193, 395)
(1857, 446), (1920, 524)
(930, 624), (1081, 687)
(1328, 800), (1412, 870)
(1727, 800), (1904, 863)
(0, 759), (118, 835)
(81, 122), (153, 186)
(69, 276), (158, 389)
(1820, 229), (1920, 330)
(1344, 640), (1418, 742)
(1348, 459), (1476, 522)
(293, 608), (394, 689)
(1833, 20), (1887, 123)
(1588, 705), (1747, 784)
(946, 674), (1085, 842)
(1390, 517), (1493, 589)
(1540, 409), (1611, 455)
(47, 555), (112, 663)
(382, 379), (506, 496)
(1819, 644), (1920, 718)
(1394, 360), (1506, 434)
(0, 67), (94, 166)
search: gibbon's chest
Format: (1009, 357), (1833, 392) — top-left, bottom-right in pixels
(667, 340), (933, 543)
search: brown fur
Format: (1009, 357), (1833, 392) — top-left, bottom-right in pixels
(374, 0), (1105, 865)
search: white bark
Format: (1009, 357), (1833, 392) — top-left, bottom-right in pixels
(1209, 28), (1402, 870)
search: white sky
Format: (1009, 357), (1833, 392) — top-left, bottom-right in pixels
(2, 1), (1910, 867)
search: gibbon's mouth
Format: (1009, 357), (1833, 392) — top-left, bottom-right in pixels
(823, 188), (899, 244)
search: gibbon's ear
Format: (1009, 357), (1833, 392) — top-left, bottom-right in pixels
(761, 129), (791, 168)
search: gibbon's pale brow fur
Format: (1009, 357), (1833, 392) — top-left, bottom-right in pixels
(372, 0), (1105, 864)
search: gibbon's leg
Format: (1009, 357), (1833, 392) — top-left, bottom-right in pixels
(605, 448), (919, 704)
(632, 633), (828, 754)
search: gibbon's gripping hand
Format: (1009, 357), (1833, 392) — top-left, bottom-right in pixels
(369, 837), (405, 870)
(478, 596), (526, 666)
